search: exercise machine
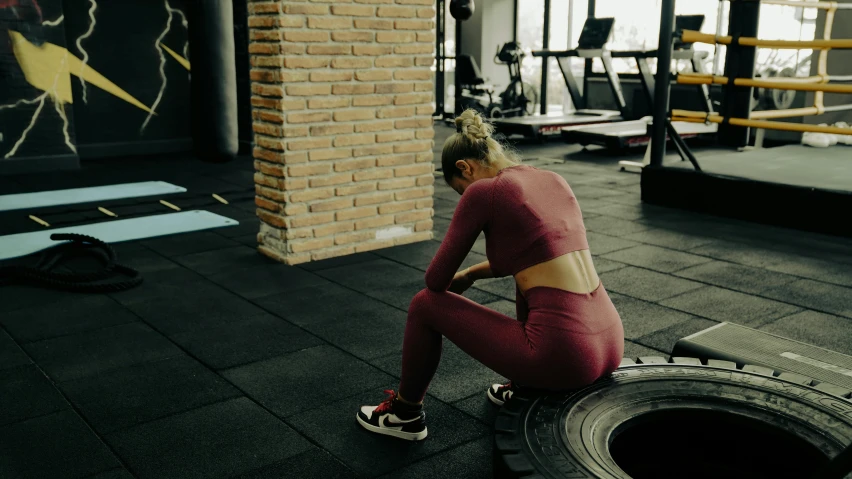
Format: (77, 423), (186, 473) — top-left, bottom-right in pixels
(455, 42), (539, 119)
(563, 15), (718, 151)
(490, 17), (628, 140)
(491, 42), (538, 118)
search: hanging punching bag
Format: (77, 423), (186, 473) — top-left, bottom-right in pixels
(187, 0), (239, 163)
(450, 0), (474, 21)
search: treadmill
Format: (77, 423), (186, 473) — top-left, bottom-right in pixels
(491, 18), (628, 140)
(563, 15), (718, 150)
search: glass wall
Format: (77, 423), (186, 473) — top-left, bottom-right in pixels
(515, 0), (589, 115)
(591, 0), (815, 76)
(435, 1), (457, 116)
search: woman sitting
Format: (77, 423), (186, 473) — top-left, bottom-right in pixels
(356, 109), (625, 441)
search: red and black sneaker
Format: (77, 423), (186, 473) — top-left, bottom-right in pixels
(487, 381), (515, 406)
(356, 389), (428, 441)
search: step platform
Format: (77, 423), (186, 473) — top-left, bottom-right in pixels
(672, 322), (852, 397)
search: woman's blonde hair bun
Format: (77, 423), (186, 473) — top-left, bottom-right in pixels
(454, 109), (493, 142)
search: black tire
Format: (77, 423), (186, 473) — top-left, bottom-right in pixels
(494, 357), (852, 479)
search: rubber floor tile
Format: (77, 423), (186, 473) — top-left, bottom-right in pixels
(570, 184), (632, 200)
(634, 317), (720, 355)
(599, 266), (704, 302)
(593, 257), (629, 273)
(142, 231), (238, 258)
(462, 288), (505, 305)
(766, 255), (852, 288)
(233, 233), (259, 247)
(432, 217), (451, 241)
(370, 342), (506, 403)
(688, 240), (790, 269)
(483, 300), (518, 318)
(609, 293), (699, 340)
(221, 345), (395, 418)
(287, 390), (490, 478)
(473, 277), (517, 301)
(622, 227), (717, 251)
(761, 279), (852, 318)
(660, 286), (803, 327)
(586, 231), (640, 255)
(170, 314), (325, 370)
(105, 398), (312, 479)
(23, 322), (183, 382)
(0, 328), (32, 372)
(0, 365), (68, 427)
(1, 295), (139, 344)
(373, 241), (440, 268)
(362, 279), (428, 311)
(111, 246), (181, 274)
(376, 437), (493, 479)
(255, 282), (406, 327)
(675, 260), (799, 295)
(0, 283), (81, 314)
(297, 251), (381, 272)
(623, 339), (668, 359)
(452, 394), (501, 427)
(208, 264), (330, 300)
(123, 285), (269, 335)
(317, 258), (425, 291)
(108, 268), (213, 306)
(602, 245), (712, 273)
(582, 216), (652, 237)
(59, 356), (241, 434)
(172, 245), (278, 276)
(583, 202), (672, 222)
(301, 307), (406, 360)
(214, 218), (260, 239)
(231, 448), (356, 479)
(759, 310), (852, 356)
(0, 410), (121, 479)
(83, 469), (135, 479)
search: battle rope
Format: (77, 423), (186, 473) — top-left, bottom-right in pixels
(0, 233), (143, 293)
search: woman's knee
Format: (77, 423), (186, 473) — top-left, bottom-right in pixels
(408, 288), (449, 317)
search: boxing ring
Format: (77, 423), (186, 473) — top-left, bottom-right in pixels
(641, 0), (852, 238)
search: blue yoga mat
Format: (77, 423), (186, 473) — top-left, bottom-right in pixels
(0, 211), (239, 260)
(0, 182), (186, 212)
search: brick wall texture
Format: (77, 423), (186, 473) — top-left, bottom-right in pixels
(247, 0), (436, 265)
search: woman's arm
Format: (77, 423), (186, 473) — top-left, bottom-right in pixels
(425, 180), (492, 291)
(461, 260), (493, 282)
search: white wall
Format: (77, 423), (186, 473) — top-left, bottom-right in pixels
(459, 0), (515, 92)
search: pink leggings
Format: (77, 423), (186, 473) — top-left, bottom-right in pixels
(398, 283), (625, 403)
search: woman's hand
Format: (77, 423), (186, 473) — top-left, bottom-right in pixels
(449, 268), (474, 295)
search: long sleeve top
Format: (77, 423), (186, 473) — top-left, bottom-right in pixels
(425, 164), (590, 291)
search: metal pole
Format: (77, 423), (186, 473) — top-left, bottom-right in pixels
(513, 0), (519, 43)
(582, 0), (595, 107)
(540, 0), (552, 115)
(719, 0), (760, 148)
(455, 17), (463, 115)
(435, 0), (445, 118)
(712, 0), (724, 75)
(649, 0), (676, 167)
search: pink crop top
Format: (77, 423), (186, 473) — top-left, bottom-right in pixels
(425, 164), (589, 291)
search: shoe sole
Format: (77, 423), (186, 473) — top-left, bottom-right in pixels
(356, 414), (428, 441)
(487, 388), (505, 407)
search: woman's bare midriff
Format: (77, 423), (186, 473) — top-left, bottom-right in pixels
(514, 250), (600, 298)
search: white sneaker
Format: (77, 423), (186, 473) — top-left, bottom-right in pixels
(356, 389), (428, 441)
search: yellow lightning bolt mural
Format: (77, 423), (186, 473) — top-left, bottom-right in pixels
(160, 43), (190, 71)
(3, 30), (155, 159)
(9, 30), (153, 113)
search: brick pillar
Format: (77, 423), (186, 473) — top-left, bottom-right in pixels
(247, 0), (437, 265)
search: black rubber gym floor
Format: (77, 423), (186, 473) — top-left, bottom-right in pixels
(2, 125), (851, 478)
